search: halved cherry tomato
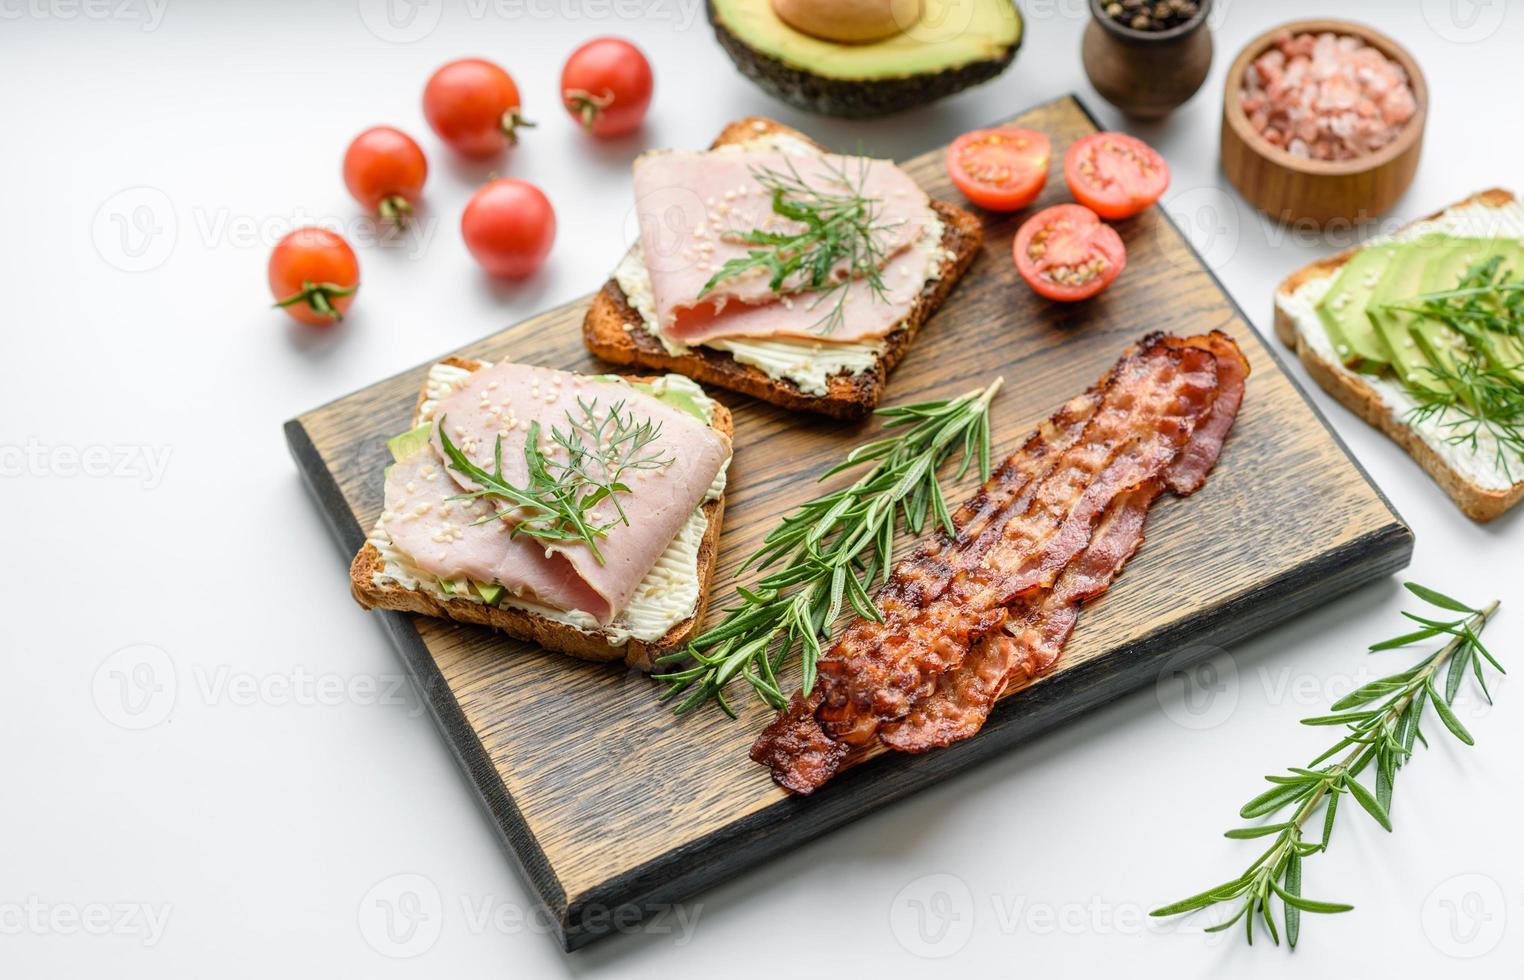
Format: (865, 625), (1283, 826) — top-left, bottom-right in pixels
(945, 127), (1051, 211)
(561, 37), (653, 138)
(423, 58), (534, 157)
(461, 179), (555, 278)
(1063, 132), (1169, 220)
(1013, 204), (1125, 302)
(269, 227), (359, 325)
(342, 126), (427, 225)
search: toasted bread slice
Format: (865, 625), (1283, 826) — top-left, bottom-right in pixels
(349, 357), (732, 671)
(1274, 188), (1524, 521)
(583, 117), (983, 420)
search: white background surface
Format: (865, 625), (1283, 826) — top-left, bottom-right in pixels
(3, 0), (1521, 976)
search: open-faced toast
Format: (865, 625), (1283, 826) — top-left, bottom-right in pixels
(1274, 188), (1524, 521)
(350, 357), (732, 671)
(583, 117), (983, 420)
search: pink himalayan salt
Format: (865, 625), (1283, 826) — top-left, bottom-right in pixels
(1240, 31), (1416, 162)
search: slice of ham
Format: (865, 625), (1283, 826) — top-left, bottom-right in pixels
(387, 362), (731, 625)
(632, 147), (940, 345)
(382, 451), (610, 617)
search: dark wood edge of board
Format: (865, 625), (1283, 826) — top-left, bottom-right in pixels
(282, 93), (1417, 952)
(284, 419), (572, 933)
(550, 518), (1413, 950)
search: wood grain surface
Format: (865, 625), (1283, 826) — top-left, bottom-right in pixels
(287, 95), (1413, 951)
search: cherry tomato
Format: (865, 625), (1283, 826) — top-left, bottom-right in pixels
(560, 37), (653, 138)
(423, 58), (534, 157)
(945, 127), (1051, 212)
(1013, 204), (1125, 302)
(269, 227), (359, 325)
(461, 179), (556, 278)
(342, 126), (428, 224)
(1063, 132), (1169, 220)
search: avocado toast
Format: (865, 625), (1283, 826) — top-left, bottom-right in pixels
(1274, 188), (1524, 520)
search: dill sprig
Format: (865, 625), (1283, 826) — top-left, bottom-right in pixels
(1378, 255), (1524, 480)
(1152, 582), (1504, 948)
(654, 379), (1002, 717)
(436, 398), (671, 565)
(698, 157), (901, 337)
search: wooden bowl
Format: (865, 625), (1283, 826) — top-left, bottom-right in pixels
(1221, 19), (1427, 227)
(1082, 0), (1214, 120)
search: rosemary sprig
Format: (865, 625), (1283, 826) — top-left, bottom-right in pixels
(698, 156), (900, 337)
(1152, 582), (1504, 948)
(436, 398), (671, 565)
(654, 379), (1003, 716)
(1377, 255), (1524, 479)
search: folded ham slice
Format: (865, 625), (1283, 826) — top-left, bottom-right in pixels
(382, 451), (611, 617)
(632, 147), (941, 345)
(384, 363), (731, 625)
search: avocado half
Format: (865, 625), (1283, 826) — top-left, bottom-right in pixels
(709, 0), (1023, 118)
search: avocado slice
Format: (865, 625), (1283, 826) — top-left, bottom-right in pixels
(387, 423), (434, 462)
(708, 0), (1022, 118)
(473, 581), (506, 605)
(1409, 242), (1489, 391)
(631, 380), (711, 422)
(1435, 240), (1524, 380)
(1367, 241), (1463, 393)
(1316, 243), (1399, 373)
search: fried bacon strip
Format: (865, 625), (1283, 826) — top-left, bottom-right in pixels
(752, 332), (1249, 794)
(1160, 332), (1250, 495)
(879, 482), (1160, 751)
(814, 339), (1221, 745)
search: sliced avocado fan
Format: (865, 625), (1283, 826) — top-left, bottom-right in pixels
(708, 0), (1022, 118)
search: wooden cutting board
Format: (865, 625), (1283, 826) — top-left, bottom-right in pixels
(287, 95), (1412, 951)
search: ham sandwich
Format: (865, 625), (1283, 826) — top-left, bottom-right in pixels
(376, 361), (731, 630)
(752, 332), (1249, 794)
(631, 147), (945, 346)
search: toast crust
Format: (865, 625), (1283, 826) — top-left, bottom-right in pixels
(583, 116), (984, 420)
(350, 364), (734, 671)
(1273, 187), (1524, 521)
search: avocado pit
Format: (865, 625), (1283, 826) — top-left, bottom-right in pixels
(770, 0), (921, 44)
